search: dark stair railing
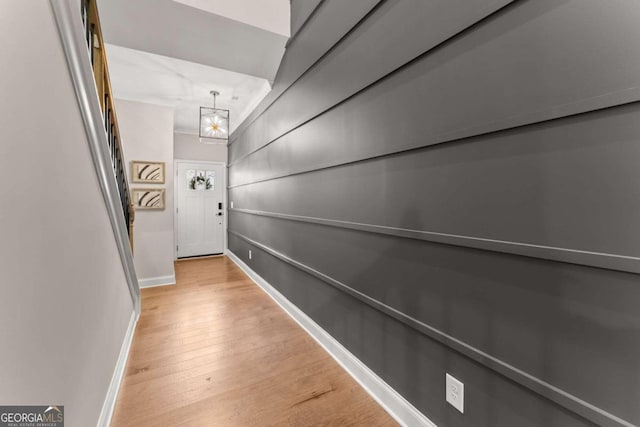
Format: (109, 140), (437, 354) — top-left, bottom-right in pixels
(81, 0), (135, 250)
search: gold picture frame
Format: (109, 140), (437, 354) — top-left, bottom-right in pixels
(132, 188), (165, 210)
(131, 160), (165, 184)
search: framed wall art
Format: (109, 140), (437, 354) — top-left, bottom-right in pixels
(131, 160), (165, 184)
(132, 188), (165, 210)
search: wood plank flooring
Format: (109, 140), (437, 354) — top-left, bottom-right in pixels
(111, 256), (397, 426)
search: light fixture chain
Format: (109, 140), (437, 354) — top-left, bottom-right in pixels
(210, 90), (219, 109)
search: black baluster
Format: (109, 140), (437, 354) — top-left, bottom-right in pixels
(84, 0), (91, 50)
(89, 24), (95, 66)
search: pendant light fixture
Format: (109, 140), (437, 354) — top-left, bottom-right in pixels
(199, 90), (229, 143)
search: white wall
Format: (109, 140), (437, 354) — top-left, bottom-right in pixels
(174, 132), (228, 163)
(0, 2), (134, 426)
(116, 100), (176, 286)
(172, 0), (290, 36)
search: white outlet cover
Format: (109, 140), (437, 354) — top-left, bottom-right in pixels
(249, 250), (252, 260)
(230, 201), (234, 208)
(446, 373), (464, 413)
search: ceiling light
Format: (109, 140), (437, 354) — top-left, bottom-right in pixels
(199, 90), (229, 143)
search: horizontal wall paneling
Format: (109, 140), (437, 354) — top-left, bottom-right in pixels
(228, 103), (640, 272)
(228, 0), (640, 425)
(229, 0), (517, 161)
(230, 0), (383, 144)
(228, 228), (636, 427)
(290, 0), (324, 38)
(230, 0), (640, 167)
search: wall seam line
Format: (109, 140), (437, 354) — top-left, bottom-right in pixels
(284, 0), (327, 48)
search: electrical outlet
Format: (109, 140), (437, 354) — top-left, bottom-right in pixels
(446, 373), (464, 413)
(230, 201), (234, 208)
(249, 250), (252, 260)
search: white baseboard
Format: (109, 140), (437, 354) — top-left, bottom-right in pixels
(138, 274), (176, 288)
(227, 251), (436, 427)
(97, 309), (138, 427)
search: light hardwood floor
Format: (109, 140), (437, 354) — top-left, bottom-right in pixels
(111, 256), (397, 426)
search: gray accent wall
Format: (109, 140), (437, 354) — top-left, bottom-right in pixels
(289, 0), (322, 38)
(228, 1), (640, 426)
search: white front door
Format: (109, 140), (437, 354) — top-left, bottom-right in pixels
(176, 162), (225, 258)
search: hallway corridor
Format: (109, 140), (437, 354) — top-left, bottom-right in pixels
(111, 256), (396, 426)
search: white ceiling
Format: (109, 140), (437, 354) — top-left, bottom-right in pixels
(98, 0), (288, 82)
(173, 0), (290, 37)
(105, 44), (271, 135)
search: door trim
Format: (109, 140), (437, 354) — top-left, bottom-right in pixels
(174, 159), (228, 260)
